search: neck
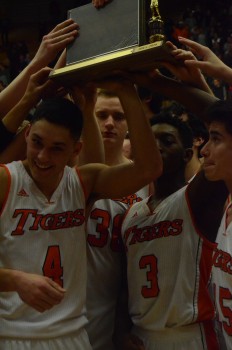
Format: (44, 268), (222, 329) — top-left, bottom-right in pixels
(105, 147), (129, 166)
(153, 172), (186, 200)
(185, 155), (201, 182)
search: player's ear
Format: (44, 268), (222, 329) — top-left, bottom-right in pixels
(73, 141), (82, 156)
(183, 148), (193, 163)
(193, 136), (204, 148)
(24, 124), (32, 141)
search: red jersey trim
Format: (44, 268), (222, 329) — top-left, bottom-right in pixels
(0, 164), (11, 217)
(74, 165), (87, 201)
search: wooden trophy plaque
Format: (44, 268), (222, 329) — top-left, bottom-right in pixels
(50, 0), (175, 85)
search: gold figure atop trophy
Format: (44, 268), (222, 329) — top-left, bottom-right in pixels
(50, 0), (175, 85)
(149, 0), (165, 43)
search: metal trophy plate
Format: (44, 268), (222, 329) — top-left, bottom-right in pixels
(50, 0), (175, 85)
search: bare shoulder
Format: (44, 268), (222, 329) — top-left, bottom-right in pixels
(0, 165), (10, 209)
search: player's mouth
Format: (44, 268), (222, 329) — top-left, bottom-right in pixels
(102, 131), (116, 138)
(34, 160), (53, 171)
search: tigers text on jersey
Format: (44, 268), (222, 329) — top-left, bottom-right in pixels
(121, 186), (219, 349)
(86, 185), (151, 350)
(212, 202), (232, 350)
(0, 161), (87, 339)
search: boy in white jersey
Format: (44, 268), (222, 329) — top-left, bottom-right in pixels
(0, 67), (162, 350)
(204, 101), (232, 350)
(120, 111), (229, 350)
(85, 89), (152, 350)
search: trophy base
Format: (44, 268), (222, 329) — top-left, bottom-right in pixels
(50, 41), (175, 85)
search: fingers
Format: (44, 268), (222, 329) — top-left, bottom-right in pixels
(50, 19), (79, 35)
(92, 0), (109, 8)
(31, 67), (53, 82)
(165, 40), (178, 50)
(171, 48), (196, 61)
(178, 36), (205, 57)
(34, 279), (66, 312)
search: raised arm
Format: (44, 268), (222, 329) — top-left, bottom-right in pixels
(70, 84), (104, 166)
(0, 19), (78, 118)
(176, 37), (232, 85)
(0, 67), (56, 162)
(79, 79), (163, 201)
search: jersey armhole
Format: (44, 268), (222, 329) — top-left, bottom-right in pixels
(74, 165), (88, 201)
(0, 164), (11, 217)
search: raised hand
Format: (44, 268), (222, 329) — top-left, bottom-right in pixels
(160, 41), (212, 93)
(32, 19), (79, 69)
(177, 37), (232, 84)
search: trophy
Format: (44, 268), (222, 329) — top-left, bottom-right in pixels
(50, 0), (176, 85)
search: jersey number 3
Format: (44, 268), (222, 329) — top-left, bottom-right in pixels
(140, 254), (160, 298)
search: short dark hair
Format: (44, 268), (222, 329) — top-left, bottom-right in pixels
(205, 99), (232, 135)
(31, 97), (83, 141)
(150, 113), (193, 149)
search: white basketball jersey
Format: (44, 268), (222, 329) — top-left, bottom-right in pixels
(212, 202), (232, 349)
(86, 185), (151, 350)
(121, 186), (219, 349)
(0, 161), (87, 339)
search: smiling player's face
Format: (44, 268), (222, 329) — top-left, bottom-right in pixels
(24, 119), (82, 190)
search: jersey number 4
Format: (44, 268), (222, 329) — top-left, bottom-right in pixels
(43, 245), (63, 287)
(140, 254), (160, 298)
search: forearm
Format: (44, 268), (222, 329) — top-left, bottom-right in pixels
(219, 64), (232, 85)
(118, 86), (162, 179)
(78, 108), (105, 165)
(0, 62), (41, 118)
(0, 268), (21, 292)
(150, 75), (218, 120)
(2, 94), (35, 134)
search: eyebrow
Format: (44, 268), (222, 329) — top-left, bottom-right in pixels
(209, 130), (222, 137)
(32, 133), (66, 147)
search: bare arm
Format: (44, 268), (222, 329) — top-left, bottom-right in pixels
(0, 268), (65, 313)
(0, 19), (78, 118)
(1, 67), (53, 134)
(79, 79), (163, 201)
(130, 69), (218, 121)
(70, 84), (104, 166)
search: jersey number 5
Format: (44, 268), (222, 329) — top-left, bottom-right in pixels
(218, 286), (232, 335)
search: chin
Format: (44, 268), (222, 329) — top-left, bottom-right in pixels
(204, 171), (219, 182)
